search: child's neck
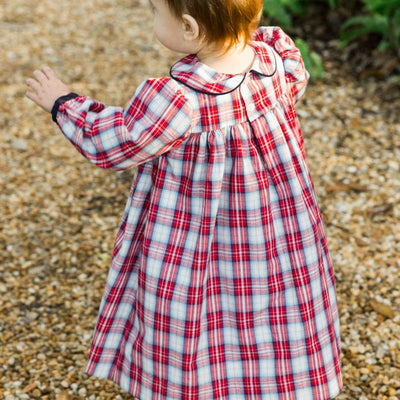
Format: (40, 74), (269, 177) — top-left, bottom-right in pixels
(196, 40), (256, 75)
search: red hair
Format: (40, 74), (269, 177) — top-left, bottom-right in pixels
(165, 0), (263, 48)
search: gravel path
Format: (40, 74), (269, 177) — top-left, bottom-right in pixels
(1, 1), (399, 399)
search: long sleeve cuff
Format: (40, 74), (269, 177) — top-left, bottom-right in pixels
(51, 93), (80, 122)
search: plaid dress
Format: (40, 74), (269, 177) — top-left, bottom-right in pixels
(56, 27), (342, 400)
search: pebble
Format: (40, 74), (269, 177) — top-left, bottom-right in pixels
(347, 165), (358, 173)
(10, 138), (28, 151)
(61, 380), (70, 388)
(388, 161), (399, 171)
(25, 311), (39, 322)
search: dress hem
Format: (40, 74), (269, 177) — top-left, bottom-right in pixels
(85, 364), (343, 400)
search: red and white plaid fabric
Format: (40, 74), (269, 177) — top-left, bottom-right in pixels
(56, 27), (342, 400)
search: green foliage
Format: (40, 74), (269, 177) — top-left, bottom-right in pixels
(263, 0), (400, 51)
(262, 0), (337, 29)
(262, 0), (306, 29)
(325, 0), (339, 8)
(340, 0), (400, 50)
(295, 39), (325, 79)
(262, 0), (328, 79)
(262, 0), (399, 78)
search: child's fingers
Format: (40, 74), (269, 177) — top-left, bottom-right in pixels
(26, 78), (41, 92)
(33, 69), (48, 84)
(25, 90), (39, 103)
(41, 65), (55, 80)
(25, 90), (35, 100)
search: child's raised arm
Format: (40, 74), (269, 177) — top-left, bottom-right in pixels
(253, 27), (309, 104)
(26, 68), (193, 170)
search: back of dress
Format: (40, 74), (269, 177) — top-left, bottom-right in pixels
(136, 26), (342, 400)
(57, 25), (343, 400)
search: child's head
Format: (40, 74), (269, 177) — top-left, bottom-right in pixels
(150, 0), (263, 53)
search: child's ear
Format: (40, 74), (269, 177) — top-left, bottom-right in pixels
(181, 14), (200, 41)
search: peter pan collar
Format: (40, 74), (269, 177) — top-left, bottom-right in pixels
(169, 41), (277, 95)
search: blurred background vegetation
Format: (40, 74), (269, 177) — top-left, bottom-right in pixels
(262, 0), (400, 79)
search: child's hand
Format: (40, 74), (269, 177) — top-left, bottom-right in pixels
(26, 66), (71, 113)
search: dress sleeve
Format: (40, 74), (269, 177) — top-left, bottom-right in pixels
(253, 26), (309, 103)
(55, 77), (192, 170)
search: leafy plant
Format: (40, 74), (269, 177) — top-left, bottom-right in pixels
(262, 0), (340, 29)
(262, 0), (327, 79)
(262, 0), (306, 29)
(295, 38), (325, 79)
(262, 0), (399, 78)
(340, 0), (400, 50)
(326, 0), (337, 7)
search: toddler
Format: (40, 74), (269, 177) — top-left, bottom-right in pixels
(26, 0), (343, 398)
